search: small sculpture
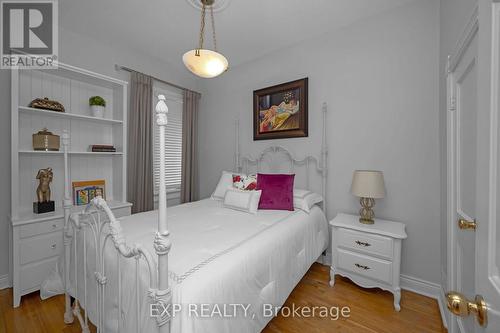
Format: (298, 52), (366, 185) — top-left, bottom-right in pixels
(33, 168), (55, 214)
(29, 97), (65, 112)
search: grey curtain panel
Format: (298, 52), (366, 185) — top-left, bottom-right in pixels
(127, 72), (154, 213)
(181, 90), (201, 203)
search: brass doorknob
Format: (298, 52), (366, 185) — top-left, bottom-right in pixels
(458, 218), (477, 231)
(446, 291), (487, 327)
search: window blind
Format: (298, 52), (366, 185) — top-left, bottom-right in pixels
(153, 88), (183, 193)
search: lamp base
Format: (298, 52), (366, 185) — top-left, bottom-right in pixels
(359, 217), (375, 225)
(359, 197), (375, 224)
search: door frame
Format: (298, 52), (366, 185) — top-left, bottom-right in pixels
(446, 6), (479, 333)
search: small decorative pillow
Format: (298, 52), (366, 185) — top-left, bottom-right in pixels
(293, 189), (323, 213)
(212, 171), (244, 200)
(257, 173), (295, 211)
(233, 174), (257, 191)
(223, 188), (262, 214)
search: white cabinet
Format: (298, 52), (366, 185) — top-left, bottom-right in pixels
(10, 202), (131, 307)
(329, 213), (407, 311)
(10, 63), (132, 307)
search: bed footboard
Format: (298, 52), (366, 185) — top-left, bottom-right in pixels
(61, 94), (173, 333)
(63, 197), (170, 332)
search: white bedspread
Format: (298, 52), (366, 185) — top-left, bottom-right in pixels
(56, 198), (328, 333)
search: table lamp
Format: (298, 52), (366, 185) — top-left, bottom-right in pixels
(351, 170), (386, 224)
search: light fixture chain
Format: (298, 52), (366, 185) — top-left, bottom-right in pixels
(198, 2), (207, 50)
(210, 4), (218, 51)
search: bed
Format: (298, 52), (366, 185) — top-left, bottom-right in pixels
(53, 98), (329, 333)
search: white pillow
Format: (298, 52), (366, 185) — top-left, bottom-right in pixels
(293, 189), (323, 213)
(212, 171), (244, 200)
(223, 188), (262, 214)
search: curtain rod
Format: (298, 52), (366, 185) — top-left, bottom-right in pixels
(115, 64), (201, 96)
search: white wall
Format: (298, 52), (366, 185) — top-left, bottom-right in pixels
(0, 27), (199, 280)
(198, 0), (441, 284)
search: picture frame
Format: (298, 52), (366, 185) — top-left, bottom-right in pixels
(72, 180), (106, 206)
(253, 78), (308, 140)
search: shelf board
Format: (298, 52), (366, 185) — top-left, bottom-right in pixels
(70, 151), (123, 155)
(19, 106), (123, 124)
(19, 150), (123, 156)
(11, 200), (133, 225)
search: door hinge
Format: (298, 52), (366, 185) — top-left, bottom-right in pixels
(449, 97), (456, 111)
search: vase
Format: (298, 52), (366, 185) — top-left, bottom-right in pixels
(90, 105), (105, 118)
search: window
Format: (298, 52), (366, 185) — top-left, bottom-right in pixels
(153, 85), (183, 195)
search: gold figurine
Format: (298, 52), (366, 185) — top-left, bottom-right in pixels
(34, 168), (55, 214)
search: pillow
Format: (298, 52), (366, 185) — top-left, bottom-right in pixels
(223, 188), (262, 214)
(293, 189), (323, 213)
(212, 171), (244, 200)
(257, 173), (295, 211)
(233, 174), (257, 191)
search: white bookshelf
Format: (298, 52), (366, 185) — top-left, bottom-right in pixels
(9, 63), (132, 306)
(11, 62), (130, 219)
(19, 106), (124, 124)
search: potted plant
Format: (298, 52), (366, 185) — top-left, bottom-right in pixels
(89, 96), (106, 118)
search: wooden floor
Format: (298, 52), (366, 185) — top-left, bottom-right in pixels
(0, 263), (446, 333)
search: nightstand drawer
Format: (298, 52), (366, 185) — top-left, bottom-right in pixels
(19, 219), (63, 239)
(20, 232), (62, 265)
(337, 228), (393, 259)
(337, 249), (392, 284)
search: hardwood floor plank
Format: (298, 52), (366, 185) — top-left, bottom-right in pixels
(0, 263), (446, 332)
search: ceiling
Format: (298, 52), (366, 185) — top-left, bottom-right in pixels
(60, 0), (416, 71)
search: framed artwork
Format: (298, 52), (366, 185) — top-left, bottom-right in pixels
(253, 78), (308, 140)
(72, 180), (106, 206)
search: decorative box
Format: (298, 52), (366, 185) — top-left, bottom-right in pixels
(32, 128), (60, 151)
(28, 97), (65, 112)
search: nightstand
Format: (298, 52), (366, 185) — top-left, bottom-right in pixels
(329, 213), (407, 311)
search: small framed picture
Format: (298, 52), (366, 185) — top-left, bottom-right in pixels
(72, 180), (106, 206)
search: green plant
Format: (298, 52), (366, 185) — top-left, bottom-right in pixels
(89, 96), (106, 107)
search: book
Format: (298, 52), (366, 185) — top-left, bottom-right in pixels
(90, 144), (116, 152)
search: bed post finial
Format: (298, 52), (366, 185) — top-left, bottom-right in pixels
(62, 130), (74, 324)
(235, 117), (241, 172)
(154, 94), (172, 332)
(321, 103), (328, 217)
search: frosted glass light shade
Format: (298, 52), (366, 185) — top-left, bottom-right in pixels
(182, 49), (228, 78)
(351, 170), (386, 199)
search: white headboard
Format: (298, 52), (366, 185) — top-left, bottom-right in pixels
(235, 102), (328, 215)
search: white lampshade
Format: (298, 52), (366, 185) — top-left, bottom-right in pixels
(351, 170), (386, 199)
(182, 49), (229, 78)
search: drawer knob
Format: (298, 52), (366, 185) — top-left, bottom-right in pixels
(355, 240), (371, 247)
(355, 263), (370, 270)
(52, 224), (57, 228)
(50, 244), (57, 249)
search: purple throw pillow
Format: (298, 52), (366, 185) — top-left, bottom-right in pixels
(257, 173), (295, 211)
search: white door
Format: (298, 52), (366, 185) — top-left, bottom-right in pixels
(446, 3), (500, 332)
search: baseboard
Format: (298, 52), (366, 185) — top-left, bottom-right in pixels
(0, 274), (10, 290)
(400, 274), (447, 328)
(438, 286), (448, 328)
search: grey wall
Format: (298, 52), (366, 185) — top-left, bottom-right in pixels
(0, 28), (199, 279)
(438, 0), (477, 293)
(198, 0), (441, 284)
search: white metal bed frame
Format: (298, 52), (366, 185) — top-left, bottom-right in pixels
(60, 98), (328, 333)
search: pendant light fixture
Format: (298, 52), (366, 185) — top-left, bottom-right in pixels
(183, 0), (229, 78)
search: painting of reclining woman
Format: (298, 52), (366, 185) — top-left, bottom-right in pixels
(253, 78), (308, 140)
